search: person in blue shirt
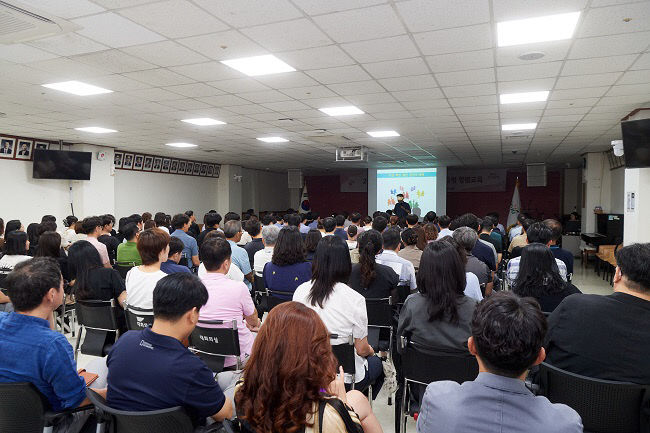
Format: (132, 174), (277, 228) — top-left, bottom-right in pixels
(263, 226), (311, 301)
(544, 219), (575, 276)
(160, 237), (192, 275)
(224, 220), (253, 290)
(333, 215), (349, 241)
(393, 194), (411, 218)
(0, 257), (107, 433)
(170, 213), (199, 269)
(107, 273), (233, 427)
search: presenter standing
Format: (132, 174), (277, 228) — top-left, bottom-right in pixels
(393, 193), (411, 218)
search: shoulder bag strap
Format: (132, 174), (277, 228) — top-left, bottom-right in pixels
(324, 398), (363, 433)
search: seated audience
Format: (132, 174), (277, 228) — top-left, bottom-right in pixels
(346, 224), (358, 250)
(512, 244), (581, 313)
(398, 241), (477, 354)
(423, 223), (438, 244)
(160, 237), (192, 275)
(235, 302), (382, 433)
(224, 220), (253, 290)
(299, 213), (311, 234)
(243, 219), (264, 269)
(437, 215), (453, 239)
(479, 217), (502, 264)
(125, 228), (169, 309)
(304, 229), (321, 262)
(69, 241), (126, 305)
(62, 215), (78, 247)
(349, 229), (399, 299)
(170, 213), (200, 269)
(263, 226), (311, 300)
(376, 227), (417, 291)
(197, 212), (222, 249)
(107, 273), (233, 427)
(452, 213), (496, 272)
(116, 222), (142, 265)
(544, 219), (575, 275)
(506, 222), (568, 285)
(185, 210), (200, 239)
(322, 217), (336, 237)
(0, 230), (32, 311)
(487, 211), (505, 234)
(508, 216), (531, 254)
(4, 219), (23, 235)
(293, 236), (384, 397)
(398, 228), (422, 270)
(0, 258), (107, 433)
(371, 215), (388, 233)
(143, 220), (156, 230)
(545, 243), (650, 384)
(98, 214), (119, 264)
(453, 227), (493, 295)
(26, 222), (41, 256)
(438, 236), (483, 302)
(334, 215), (349, 241)
(508, 213), (526, 242)
(154, 212), (170, 234)
(35, 231), (70, 281)
(417, 292), (582, 433)
(198, 231), (246, 283)
(199, 236), (260, 368)
(253, 225), (279, 276)
(81, 216), (111, 267)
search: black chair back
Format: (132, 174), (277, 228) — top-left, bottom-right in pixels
(539, 362), (650, 433)
(330, 334), (356, 385)
(86, 389), (194, 433)
(253, 275), (269, 312)
(114, 262), (136, 279)
(0, 383), (48, 433)
(124, 304), (154, 331)
(189, 320), (241, 372)
(401, 339), (478, 385)
(75, 299), (119, 358)
(366, 297), (393, 352)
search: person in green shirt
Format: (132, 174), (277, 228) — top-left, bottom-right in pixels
(116, 223), (142, 266)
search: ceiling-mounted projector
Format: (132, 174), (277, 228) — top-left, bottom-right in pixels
(336, 146), (368, 162)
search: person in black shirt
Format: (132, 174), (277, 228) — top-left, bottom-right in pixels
(185, 210), (200, 239)
(349, 229), (399, 299)
(544, 219), (574, 276)
(304, 229), (321, 262)
(98, 214), (120, 264)
(393, 194), (411, 218)
(243, 219), (264, 268)
(479, 217), (502, 264)
(452, 213), (496, 271)
(35, 231), (70, 281)
(545, 243), (650, 384)
(197, 212), (221, 250)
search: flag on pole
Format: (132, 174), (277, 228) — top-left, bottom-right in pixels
(506, 178), (521, 228)
(300, 183), (310, 212)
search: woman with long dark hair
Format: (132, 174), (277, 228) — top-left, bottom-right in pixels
(512, 243), (581, 312)
(235, 301), (382, 433)
(0, 230), (30, 312)
(293, 236), (384, 398)
(35, 231), (70, 281)
(304, 229), (321, 262)
(397, 241), (477, 353)
(348, 229), (398, 299)
(263, 226), (311, 300)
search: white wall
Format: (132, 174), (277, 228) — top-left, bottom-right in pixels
(624, 168), (650, 244)
(241, 168), (291, 212)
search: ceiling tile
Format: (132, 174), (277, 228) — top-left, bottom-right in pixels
(292, 0), (386, 15)
(492, 0), (588, 22)
(498, 78), (556, 93)
(496, 41), (571, 66)
(328, 80), (385, 95)
(497, 62), (563, 81)
(178, 31), (266, 61)
(312, 5), (406, 43)
(444, 83), (496, 98)
(171, 62), (243, 81)
(436, 68), (495, 86)
(164, 83), (225, 97)
(562, 54), (638, 75)
(391, 88), (444, 101)
(252, 72), (320, 89)
(123, 68), (195, 86)
(305, 65), (372, 84)
(345, 92), (398, 105)
(121, 41), (209, 67)
(578, 2), (650, 38)
(18, 0), (105, 18)
(28, 33), (109, 56)
(396, 0), (490, 32)
(617, 69), (650, 84)
(194, 0), (302, 27)
(570, 32), (650, 59)
(71, 49), (156, 73)
(277, 45), (355, 70)
(378, 75), (438, 91)
(0, 44), (58, 63)
(73, 12), (165, 48)
(550, 86), (610, 100)
(415, 24), (493, 55)
(207, 78), (270, 94)
(555, 72), (622, 89)
(239, 90), (293, 103)
(426, 50), (494, 73)
(631, 53), (650, 70)
(342, 35), (420, 63)
(241, 19), (332, 51)
(363, 58), (429, 79)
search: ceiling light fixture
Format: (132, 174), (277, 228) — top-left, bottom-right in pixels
(165, 142), (198, 148)
(497, 11), (580, 47)
(500, 91), (549, 104)
(221, 54), (295, 76)
(42, 81), (113, 96)
(502, 123), (537, 131)
(75, 127), (117, 133)
(257, 137), (289, 143)
(181, 118), (226, 126)
(367, 130), (400, 138)
(319, 106), (364, 116)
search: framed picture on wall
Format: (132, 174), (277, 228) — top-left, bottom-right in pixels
(178, 160), (186, 174)
(213, 164), (221, 178)
(114, 151), (124, 168)
(161, 158), (171, 173)
(200, 163), (207, 176)
(170, 159), (179, 174)
(0, 137), (15, 159)
(192, 162), (201, 176)
(152, 157), (162, 172)
(143, 156), (153, 171)
(186, 161), (194, 175)
(133, 154), (144, 170)
(34, 141), (49, 151)
(122, 153), (134, 169)
(207, 164), (214, 177)
(15, 139), (33, 160)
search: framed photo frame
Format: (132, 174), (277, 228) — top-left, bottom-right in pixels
(133, 154), (144, 171)
(152, 157), (162, 172)
(200, 163), (207, 176)
(178, 160), (186, 174)
(143, 156), (153, 171)
(161, 158), (171, 173)
(34, 141), (49, 151)
(170, 159), (179, 174)
(122, 153), (134, 169)
(207, 164), (214, 177)
(15, 139), (33, 160)
(0, 137), (16, 159)
(114, 151), (124, 168)
(213, 164), (221, 178)
(193, 162), (201, 176)
(186, 161), (194, 175)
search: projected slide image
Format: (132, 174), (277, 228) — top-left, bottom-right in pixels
(377, 168), (437, 216)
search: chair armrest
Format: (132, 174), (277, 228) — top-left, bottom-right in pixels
(43, 404), (94, 426)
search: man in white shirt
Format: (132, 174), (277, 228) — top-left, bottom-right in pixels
(322, 217), (336, 237)
(375, 227), (417, 290)
(253, 225), (279, 277)
(436, 215), (453, 239)
(509, 213), (526, 242)
(82, 216), (112, 268)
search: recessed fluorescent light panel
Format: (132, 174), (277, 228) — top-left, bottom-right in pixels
(319, 106), (364, 116)
(42, 81), (113, 96)
(497, 12), (580, 47)
(500, 91), (549, 104)
(220, 54), (295, 77)
(367, 130), (400, 138)
(75, 127), (117, 133)
(181, 118), (226, 126)
(257, 137), (288, 143)
(502, 123), (537, 131)
(165, 142), (197, 148)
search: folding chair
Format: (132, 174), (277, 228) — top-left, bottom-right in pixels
(189, 319), (242, 373)
(124, 304), (154, 331)
(330, 334), (356, 389)
(74, 299), (120, 360)
(366, 296), (394, 354)
(53, 293), (76, 337)
(114, 261), (136, 279)
(538, 362), (650, 433)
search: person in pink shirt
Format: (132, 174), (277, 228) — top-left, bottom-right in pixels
(198, 236), (261, 369)
(82, 216), (112, 268)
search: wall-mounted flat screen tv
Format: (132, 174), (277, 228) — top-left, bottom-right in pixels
(621, 118), (650, 168)
(33, 149), (92, 180)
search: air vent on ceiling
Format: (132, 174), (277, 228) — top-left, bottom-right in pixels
(0, 1), (78, 43)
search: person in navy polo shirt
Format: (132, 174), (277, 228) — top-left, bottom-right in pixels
(170, 213), (200, 269)
(160, 237), (192, 275)
(107, 273), (233, 427)
(0, 257), (107, 433)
